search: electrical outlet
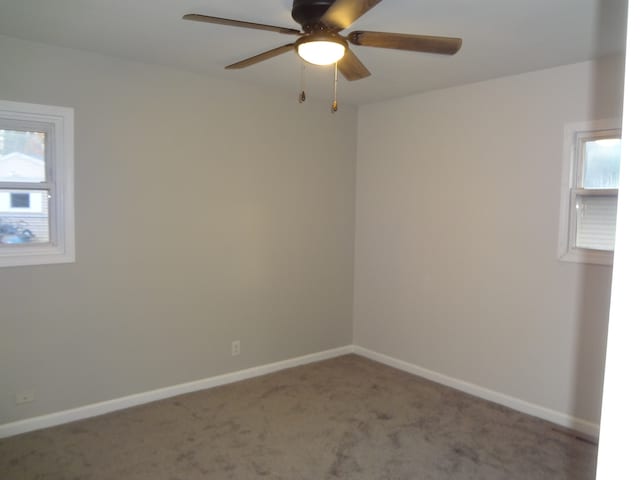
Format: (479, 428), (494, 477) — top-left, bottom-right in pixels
(231, 340), (240, 356)
(16, 391), (35, 405)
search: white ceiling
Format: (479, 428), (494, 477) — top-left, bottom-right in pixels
(0, 0), (628, 105)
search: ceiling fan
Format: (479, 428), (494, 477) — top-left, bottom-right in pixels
(183, 0), (462, 82)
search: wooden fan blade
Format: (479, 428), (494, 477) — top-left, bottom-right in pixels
(320, 0), (383, 31)
(348, 31), (462, 55)
(183, 14), (301, 35)
(225, 44), (296, 69)
(338, 49), (371, 81)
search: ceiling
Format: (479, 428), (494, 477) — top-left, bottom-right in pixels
(0, 0), (628, 106)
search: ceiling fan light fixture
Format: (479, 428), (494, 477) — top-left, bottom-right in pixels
(296, 34), (347, 66)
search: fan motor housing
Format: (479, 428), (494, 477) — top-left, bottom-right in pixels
(292, 0), (335, 29)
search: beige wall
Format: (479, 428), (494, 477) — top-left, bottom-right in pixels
(0, 35), (357, 423)
(354, 56), (625, 425)
(0, 32), (624, 430)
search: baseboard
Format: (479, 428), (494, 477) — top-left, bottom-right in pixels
(0, 345), (354, 439)
(352, 346), (599, 438)
(0, 344), (600, 440)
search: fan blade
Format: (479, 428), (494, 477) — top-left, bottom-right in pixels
(348, 31), (462, 55)
(338, 49), (371, 81)
(225, 43), (296, 69)
(183, 14), (301, 35)
(320, 0), (383, 31)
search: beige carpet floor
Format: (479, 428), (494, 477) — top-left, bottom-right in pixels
(0, 354), (597, 479)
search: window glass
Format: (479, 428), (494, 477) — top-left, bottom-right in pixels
(582, 138), (621, 189)
(0, 128), (50, 247)
(0, 129), (46, 183)
(0, 189), (49, 244)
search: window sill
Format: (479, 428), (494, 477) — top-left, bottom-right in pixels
(0, 243), (75, 268)
(559, 248), (613, 266)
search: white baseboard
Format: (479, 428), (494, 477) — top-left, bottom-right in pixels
(352, 346), (599, 439)
(0, 345), (354, 439)
(0, 344), (599, 440)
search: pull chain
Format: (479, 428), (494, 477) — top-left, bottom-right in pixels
(331, 62), (338, 113)
(298, 61), (306, 103)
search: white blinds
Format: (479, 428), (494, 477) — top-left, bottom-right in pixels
(576, 194), (618, 251)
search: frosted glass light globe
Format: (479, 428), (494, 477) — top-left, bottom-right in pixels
(297, 40), (346, 65)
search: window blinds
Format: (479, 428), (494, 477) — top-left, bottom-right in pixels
(576, 194), (618, 251)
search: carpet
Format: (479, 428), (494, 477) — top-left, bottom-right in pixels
(0, 354), (597, 479)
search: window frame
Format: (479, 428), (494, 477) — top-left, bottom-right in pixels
(0, 100), (75, 267)
(558, 119), (621, 266)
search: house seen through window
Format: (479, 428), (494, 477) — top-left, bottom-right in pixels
(0, 129), (50, 244)
(0, 99), (74, 267)
(10, 192), (31, 209)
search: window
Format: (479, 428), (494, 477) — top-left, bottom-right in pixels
(558, 119), (621, 265)
(10, 193), (30, 209)
(0, 100), (74, 267)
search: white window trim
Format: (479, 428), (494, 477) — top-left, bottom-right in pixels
(558, 118), (621, 266)
(0, 100), (75, 267)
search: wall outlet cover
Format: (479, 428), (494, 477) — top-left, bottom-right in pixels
(16, 391), (35, 404)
